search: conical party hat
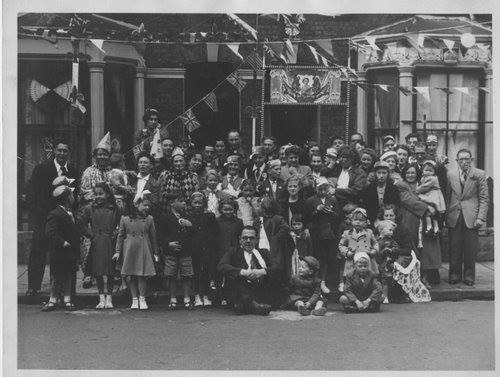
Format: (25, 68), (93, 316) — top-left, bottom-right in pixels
(95, 131), (111, 153)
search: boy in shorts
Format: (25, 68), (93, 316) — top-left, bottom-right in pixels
(159, 191), (195, 309)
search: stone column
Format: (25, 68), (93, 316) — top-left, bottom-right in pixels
(398, 65), (414, 142)
(134, 66), (146, 135)
(483, 66), (493, 177)
(88, 62), (106, 149)
(356, 71), (368, 140)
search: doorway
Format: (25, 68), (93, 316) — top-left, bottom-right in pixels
(269, 105), (317, 146)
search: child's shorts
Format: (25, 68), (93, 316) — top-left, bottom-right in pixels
(164, 255), (194, 278)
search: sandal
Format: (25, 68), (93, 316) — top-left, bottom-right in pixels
(41, 301), (57, 312)
(64, 301), (76, 311)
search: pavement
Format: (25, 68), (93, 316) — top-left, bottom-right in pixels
(17, 301), (494, 370)
(17, 261), (494, 305)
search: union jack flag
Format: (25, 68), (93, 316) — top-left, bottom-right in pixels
(132, 144), (143, 158)
(204, 92), (218, 112)
(180, 109), (201, 133)
(226, 72), (247, 92)
(246, 50), (263, 70)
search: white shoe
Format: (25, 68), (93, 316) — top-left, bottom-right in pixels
(194, 295), (204, 307)
(383, 297), (389, 304)
(139, 297), (148, 310)
(320, 281), (330, 294)
(96, 295), (105, 309)
(131, 298), (139, 309)
(105, 295), (113, 309)
(221, 299), (228, 306)
(338, 282), (344, 293)
(203, 296), (212, 306)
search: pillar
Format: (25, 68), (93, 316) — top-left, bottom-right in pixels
(356, 71), (368, 140)
(88, 62), (105, 149)
(134, 66), (146, 135)
(484, 66), (493, 177)
(398, 65), (414, 143)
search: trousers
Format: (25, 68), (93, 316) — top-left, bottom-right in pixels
(448, 213), (479, 283)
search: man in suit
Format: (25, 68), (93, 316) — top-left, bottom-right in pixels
(331, 146), (367, 207)
(446, 149), (489, 286)
(217, 226), (288, 315)
(257, 159), (286, 201)
(244, 146), (267, 186)
(25, 140), (79, 296)
(129, 152), (161, 208)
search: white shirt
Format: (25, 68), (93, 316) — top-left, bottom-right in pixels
(337, 169), (350, 189)
(136, 174), (150, 195)
(244, 249), (254, 268)
(258, 217), (271, 250)
(54, 159), (68, 177)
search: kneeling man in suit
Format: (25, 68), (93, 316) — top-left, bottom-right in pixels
(217, 226), (288, 315)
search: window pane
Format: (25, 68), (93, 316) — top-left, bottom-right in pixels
(416, 73), (447, 121)
(448, 73), (479, 122)
(446, 130), (478, 172)
(370, 70), (399, 129)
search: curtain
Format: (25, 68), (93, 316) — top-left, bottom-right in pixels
(373, 71), (399, 129)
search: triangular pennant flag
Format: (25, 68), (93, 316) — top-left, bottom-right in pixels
(316, 39), (334, 58)
(319, 55), (329, 66)
(417, 34), (425, 48)
(132, 144), (143, 159)
(476, 43), (490, 52)
(459, 44), (469, 58)
(442, 38), (455, 51)
(159, 124), (169, 139)
(436, 87), (453, 95)
(355, 82), (371, 92)
(414, 87), (430, 102)
(246, 50), (263, 70)
(399, 86), (415, 96)
(365, 36), (381, 51)
(406, 34), (420, 50)
(453, 87), (471, 96)
(29, 79), (51, 102)
(226, 13), (258, 41)
(265, 42), (285, 63)
(90, 39), (105, 54)
(189, 33), (196, 43)
(150, 128), (163, 160)
(348, 67), (358, 77)
(53, 80), (72, 100)
(180, 109), (201, 133)
(226, 43), (243, 60)
(207, 43), (219, 62)
(96, 131), (111, 152)
(478, 87), (490, 93)
(340, 67), (348, 78)
(376, 84), (389, 92)
(204, 92), (218, 112)
(227, 71), (247, 92)
(306, 43), (320, 64)
(283, 39), (298, 64)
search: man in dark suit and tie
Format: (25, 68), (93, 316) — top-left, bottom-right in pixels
(446, 149), (489, 286)
(217, 226), (288, 315)
(257, 159), (286, 201)
(25, 140), (79, 295)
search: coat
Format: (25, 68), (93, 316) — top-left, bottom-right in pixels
(360, 182), (400, 224)
(332, 165), (367, 205)
(445, 167), (489, 229)
(339, 228), (379, 275)
(25, 159), (79, 227)
(343, 270), (383, 303)
(79, 203), (121, 276)
(45, 206), (81, 279)
(187, 211), (218, 266)
(304, 195), (340, 240)
(252, 214), (290, 271)
(257, 178), (287, 201)
(217, 247), (280, 281)
(128, 173), (161, 208)
(157, 209), (194, 257)
(289, 275), (322, 306)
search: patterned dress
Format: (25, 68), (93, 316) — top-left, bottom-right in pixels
(159, 169), (199, 213)
(80, 164), (112, 200)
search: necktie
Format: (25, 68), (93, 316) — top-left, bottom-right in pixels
(461, 171), (467, 190)
(60, 166), (68, 176)
(250, 253), (258, 269)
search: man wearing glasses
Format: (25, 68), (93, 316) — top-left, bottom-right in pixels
(445, 149), (489, 286)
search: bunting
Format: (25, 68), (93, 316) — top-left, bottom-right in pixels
(399, 86), (415, 96)
(180, 109), (201, 133)
(453, 87), (471, 96)
(315, 39), (334, 58)
(226, 43), (243, 60)
(246, 50), (263, 70)
(414, 86), (430, 102)
(437, 87), (453, 95)
(376, 84), (389, 92)
(150, 128), (163, 159)
(442, 38), (455, 51)
(204, 92), (218, 112)
(227, 71), (247, 91)
(90, 39), (105, 54)
(283, 39), (298, 64)
(365, 36), (381, 51)
(132, 145), (143, 159)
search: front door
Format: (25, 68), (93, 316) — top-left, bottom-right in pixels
(269, 105), (317, 146)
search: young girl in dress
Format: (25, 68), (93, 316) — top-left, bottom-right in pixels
(215, 198), (244, 305)
(287, 214), (313, 281)
(188, 192), (218, 307)
(339, 207), (379, 279)
(113, 196), (159, 310)
(236, 180), (260, 226)
(415, 160), (446, 237)
(80, 183), (121, 309)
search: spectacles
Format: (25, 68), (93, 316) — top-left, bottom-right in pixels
(241, 236), (256, 240)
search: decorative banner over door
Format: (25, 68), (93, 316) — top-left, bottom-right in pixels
(269, 68), (342, 104)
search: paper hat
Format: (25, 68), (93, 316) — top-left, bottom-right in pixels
(267, 159), (281, 169)
(353, 251), (370, 263)
(325, 147), (338, 157)
(171, 147), (184, 158)
(95, 132), (111, 153)
(352, 207), (368, 218)
(224, 155), (240, 167)
(250, 145), (266, 159)
(422, 159), (437, 168)
(52, 185), (74, 198)
(380, 151), (397, 161)
(382, 135), (396, 143)
(373, 160), (390, 170)
(426, 134), (438, 143)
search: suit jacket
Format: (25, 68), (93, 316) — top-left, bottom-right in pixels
(304, 195), (340, 240)
(360, 182), (400, 224)
(445, 167), (489, 229)
(258, 178), (287, 201)
(128, 173), (161, 207)
(244, 164), (267, 186)
(332, 165), (367, 205)
(217, 247), (280, 280)
(25, 159), (79, 224)
(45, 206), (81, 260)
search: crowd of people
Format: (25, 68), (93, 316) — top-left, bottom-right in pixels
(24, 108), (490, 316)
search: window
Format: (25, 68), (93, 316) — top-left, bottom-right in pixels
(415, 70), (483, 171)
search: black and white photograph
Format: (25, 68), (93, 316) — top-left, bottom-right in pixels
(3, 1), (497, 374)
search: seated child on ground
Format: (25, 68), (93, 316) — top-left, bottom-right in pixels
(339, 252), (383, 313)
(289, 256), (327, 316)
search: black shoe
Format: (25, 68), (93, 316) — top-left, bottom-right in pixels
(249, 301), (271, 316)
(464, 280), (474, 287)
